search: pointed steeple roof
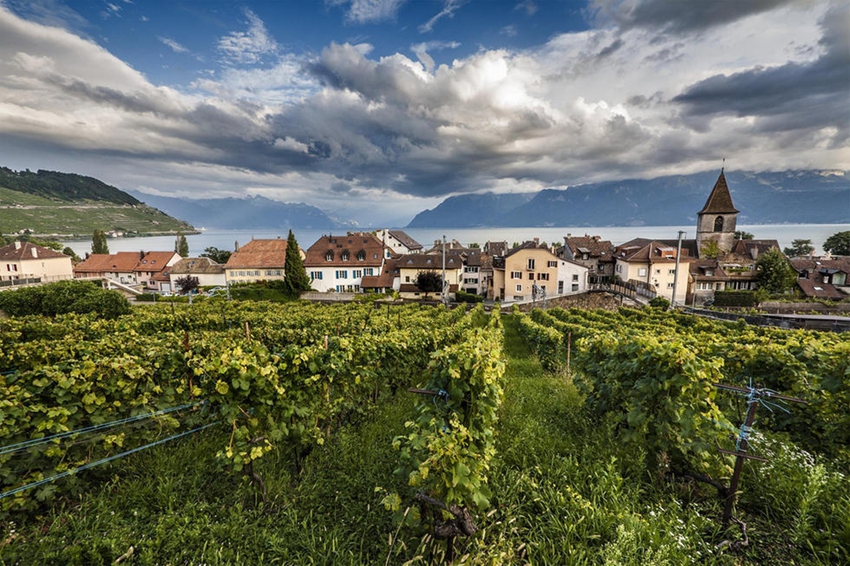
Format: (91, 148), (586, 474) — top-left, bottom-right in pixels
(698, 170), (738, 214)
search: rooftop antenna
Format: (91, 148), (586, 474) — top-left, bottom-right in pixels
(722, 157), (725, 173)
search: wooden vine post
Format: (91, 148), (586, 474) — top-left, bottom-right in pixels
(714, 383), (807, 526)
(566, 331), (571, 379)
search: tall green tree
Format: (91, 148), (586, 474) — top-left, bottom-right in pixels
(91, 229), (109, 254)
(734, 230), (754, 240)
(415, 271), (443, 300)
(174, 232), (189, 257)
(783, 239), (815, 257)
(755, 248), (796, 294)
(283, 230), (311, 298)
(823, 231), (850, 256)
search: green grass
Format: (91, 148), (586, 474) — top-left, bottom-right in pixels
(2, 315), (846, 565)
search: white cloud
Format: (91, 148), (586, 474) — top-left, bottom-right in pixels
(217, 8), (278, 65)
(157, 36), (188, 54)
(341, 0), (406, 24)
(410, 40), (460, 72)
(419, 0), (466, 33)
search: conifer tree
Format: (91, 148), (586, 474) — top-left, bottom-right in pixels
(283, 230), (311, 298)
(91, 229), (109, 254)
(175, 232), (189, 256)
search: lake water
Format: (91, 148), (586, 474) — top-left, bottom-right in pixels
(60, 224), (849, 258)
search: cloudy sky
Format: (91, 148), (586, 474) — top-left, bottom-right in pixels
(0, 0), (847, 226)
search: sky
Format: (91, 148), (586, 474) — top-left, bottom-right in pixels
(0, 0), (847, 227)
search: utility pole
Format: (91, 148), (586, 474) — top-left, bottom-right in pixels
(671, 230), (685, 308)
(442, 234), (448, 307)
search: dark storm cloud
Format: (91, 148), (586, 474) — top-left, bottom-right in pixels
(673, 3), (849, 142)
(591, 0), (810, 34)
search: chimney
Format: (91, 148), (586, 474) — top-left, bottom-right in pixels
(533, 237), (539, 245)
(15, 240), (21, 250)
(31, 247), (38, 258)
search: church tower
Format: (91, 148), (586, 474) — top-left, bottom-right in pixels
(696, 169), (738, 256)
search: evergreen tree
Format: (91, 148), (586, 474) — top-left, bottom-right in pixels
(91, 229), (109, 254)
(175, 232), (189, 257)
(283, 230), (311, 298)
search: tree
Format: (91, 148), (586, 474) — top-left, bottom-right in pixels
(62, 246), (81, 262)
(700, 239), (720, 259)
(174, 232), (189, 257)
(783, 239), (815, 257)
(823, 231), (850, 256)
(415, 271), (443, 300)
(201, 246), (231, 264)
(91, 229), (109, 254)
(283, 230), (311, 298)
(735, 230), (754, 240)
(755, 248), (796, 294)
(175, 275), (200, 295)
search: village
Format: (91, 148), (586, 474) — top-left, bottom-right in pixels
(2, 171), (849, 307)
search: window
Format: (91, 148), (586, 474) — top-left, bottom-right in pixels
(325, 251), (334, 261)
(528, 273), (534, 280)
(572, 274), (579, 282)
(336, 270), (348, 279)
(357, 250), (365, 261)
(511, 271), (522, 279)
(582, 253), (589, 260)
(558, 282), (564, 293)
(364, 268), (374, 276)
(667, 282), (674, 289)
(638, 268), (647, 277)
(597, 265), (605, 272)
(571, 284), (579, 292)
(537, 273), (549, 281)
(353, 270), (362, 278)
(655, 269), (661, 274)
(548, 261), (558, 268)
(714, 216), (724, 232)
(516, 284), (522, 292)
(616, 264), (623, 274)
(341, 251), (350, 261)
(405, 276), (410, 282)
(310, 271), (323, 280)
(668, 269), (676, 275)
(527, 258), (535, 270)
(715, 283), (722, 290)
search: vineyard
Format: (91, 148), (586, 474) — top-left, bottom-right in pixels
(0, 298), (848, 564)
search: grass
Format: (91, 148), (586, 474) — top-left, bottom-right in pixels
(2, 315), (846, 565)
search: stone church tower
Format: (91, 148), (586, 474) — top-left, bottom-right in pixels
(696, 170), (738, 256)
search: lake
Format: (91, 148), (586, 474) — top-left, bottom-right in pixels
(60, 224), (849, 258)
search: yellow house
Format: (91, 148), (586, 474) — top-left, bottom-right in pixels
(613, 239), (692, 303)
(491, 241), (589, 301)
(224, 238), (290, 285)
(397, 252), (462, 299)
(0, 241), (73, 284)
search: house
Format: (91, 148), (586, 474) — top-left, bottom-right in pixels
(224, 238), (290, 285)
(74, 251), (144, 285)
(614, 239), (694, 304)
(560, 234), (616, 283)
(789, 257), (850, 300)
(374, 229), (423, 255)
(460, 248), (487, 295)
(397, 251), (463, 300)
(168, 257), (227, 292)
(0, 241), (73, 284)
(134, 251), (181, 291)
(491, 240), (589, 302)
(360, 258), (400, 293)
(303, 232), (392, 293)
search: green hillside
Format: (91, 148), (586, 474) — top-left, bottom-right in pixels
(0, 167), (195, 237)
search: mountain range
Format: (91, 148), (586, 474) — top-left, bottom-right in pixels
(127, 192), (354, 231)
(407, 170), (850, 228)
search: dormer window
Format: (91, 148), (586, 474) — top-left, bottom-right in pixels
(341, 251), (350, 261)
(357, 250), (365, 261)
(325, 251), (334, 261)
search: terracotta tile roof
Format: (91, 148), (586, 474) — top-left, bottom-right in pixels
(563, 235), (615, 259)
(728, 239), (780, 261)
(698, 170), (739, 214)
(484, 241), (508, 256)
(152, 270), (172, 282)
(361, 258), (398, 289)
(304, 232), (386, 267)
(387, 230), (422, 251)
(169, 257), (225, 275)
(74, 251), (143, 274)
(135, 251), (178, 274)
(796, 278), (844, 300)
(615, 238), (695, 263)
(225, 239), (287, 269)
(0, 241), (68, 261)
(790, 257), (850, 274)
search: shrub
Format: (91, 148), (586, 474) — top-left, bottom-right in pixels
(713, 290), (759, 307)
(0, 280), (130, 318)
(455, 290), (484, 303)
(648, 296), (670, 309)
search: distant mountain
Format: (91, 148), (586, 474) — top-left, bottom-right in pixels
(0, 167), (141, 205)
(406, 193), (534, 227)
(406, 170), (850, 228)
(129, 192), (354, 231)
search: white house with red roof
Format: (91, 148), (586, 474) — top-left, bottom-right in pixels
(0, 241), (73, 284)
